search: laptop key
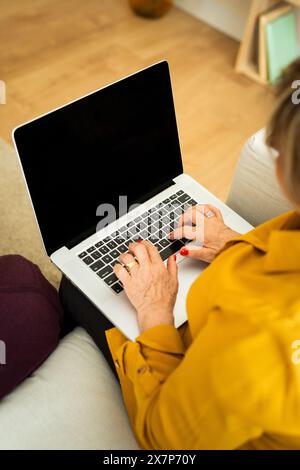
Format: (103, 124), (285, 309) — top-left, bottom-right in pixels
(104, 273), (118, 286)
(99, 245), (109, 255)
(161, 216), (170, 225)
(79, 251), (87, 258)
(170, 194), (177, 200)
(150, 212), (160, 222)
(123, 239), (132, 248)
(111, 260), (119, 268)
(159, 238), (171, 248)
(118, 244), (128, 254)
(111, 282), (123, 294)
(178, 193), (191, 204)
(107, 240), (117, 250)
(97, 265), (112, 279)
(154, 242), (164, 252)
(162, 198), (170, 204)
(82, 255), (94, 265)
(103, 236), (111, 243)
(139, 230), (148, 239)
(160, 240), (184, 261)
(102, 254), (113, 264)
(110, 231), (119, 238)
(90, 259), (105, 272)
(148, 235), (159, 244)
(175, 207), (183, 216)
(129, 227), (138, 237)
(139, 221), (147, 230)
(91, 250), (101, 260)
(95, 241), (104, 248)
(87, 246), (96, 253)
(110, 249), (120, 259)
(176, 190), (184, 196)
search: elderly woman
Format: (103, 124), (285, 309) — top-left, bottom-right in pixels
(2, 59), (299, 449)
(59, 59), (300, 449)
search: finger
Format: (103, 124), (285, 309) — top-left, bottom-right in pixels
(201, 204), (223, 221)
(167, 254), (178, 280)
(113, 263), (130, 285)
(118, 252), (139, 273)
(128, 241), (151, 266)
(177, 204), (223, 228)
(180, 245), (216, 263)
(142, 239), (162, 264)
(176, 206), (198, 228)
(169, 225), (197, 240)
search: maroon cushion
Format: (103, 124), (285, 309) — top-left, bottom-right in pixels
(0, 255), (62, 399)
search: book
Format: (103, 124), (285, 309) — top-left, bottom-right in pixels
(265, 9), (299, 83)
(259, 4), (292, 83)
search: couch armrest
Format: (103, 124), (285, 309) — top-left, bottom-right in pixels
(226, 129), (292, 227)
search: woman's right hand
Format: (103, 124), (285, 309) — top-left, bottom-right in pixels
(168, 204), (239, 263)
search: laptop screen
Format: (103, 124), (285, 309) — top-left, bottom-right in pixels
(13, 61), (183, 255)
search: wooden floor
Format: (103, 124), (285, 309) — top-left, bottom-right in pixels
(0, 0), (275, 200)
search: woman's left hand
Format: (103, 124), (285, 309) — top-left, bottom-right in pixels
(113, 240), (178, 333)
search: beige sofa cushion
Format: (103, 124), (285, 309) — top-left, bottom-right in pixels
(0, 327), (139, 450)
(226, 129), (292, 226)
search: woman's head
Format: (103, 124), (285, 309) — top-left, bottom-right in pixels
(266, 58), (300, 209)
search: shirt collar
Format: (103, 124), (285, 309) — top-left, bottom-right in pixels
(263, 211), (300, 273)
(263, 230), (300, 272)
(220, 211), (300, 273)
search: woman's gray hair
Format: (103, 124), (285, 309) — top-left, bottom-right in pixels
(266, 58), (300, 209)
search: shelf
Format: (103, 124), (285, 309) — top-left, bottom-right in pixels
(235, 0), (299, 84)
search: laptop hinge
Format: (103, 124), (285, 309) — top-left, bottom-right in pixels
(65, 178), (176, 250)
(135, 178), (175, 205)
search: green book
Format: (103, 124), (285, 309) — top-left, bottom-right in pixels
(265, 10), (299, 83)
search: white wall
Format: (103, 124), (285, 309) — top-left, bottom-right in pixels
(175, 0), (252, 41)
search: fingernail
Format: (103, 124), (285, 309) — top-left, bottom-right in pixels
(168, 232), (173, 239)
(173, 254), (177, 261)
(137, 239), (142, 243)
(180, 248), (188, 256)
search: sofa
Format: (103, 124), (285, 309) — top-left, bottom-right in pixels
(0, 129), (292, 450)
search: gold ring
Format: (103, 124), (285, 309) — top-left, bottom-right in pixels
(124, 260), (138, 272)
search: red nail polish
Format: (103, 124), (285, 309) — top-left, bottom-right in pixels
(173, 254), (177, 261)
(137, 239), (142, 243)
(180, 248), (188, 256)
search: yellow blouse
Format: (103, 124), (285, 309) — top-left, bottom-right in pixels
(106, 210), (300, 450)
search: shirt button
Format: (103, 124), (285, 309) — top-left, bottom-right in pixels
(137, 365), (147, 375)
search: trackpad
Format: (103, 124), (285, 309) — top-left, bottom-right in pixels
(174, 257), (208, 328)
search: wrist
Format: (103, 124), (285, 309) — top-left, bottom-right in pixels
(138, 308), (174, 333)
(222, 226), (239, 242)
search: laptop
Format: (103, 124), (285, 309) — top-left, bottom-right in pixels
(12, 61), (253, 341)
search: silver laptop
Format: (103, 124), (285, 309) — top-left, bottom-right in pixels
(12, 61), (253, 340)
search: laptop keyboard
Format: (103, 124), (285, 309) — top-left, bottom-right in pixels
(78, 190), (197, 293)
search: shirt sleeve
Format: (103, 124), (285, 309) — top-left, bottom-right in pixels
(111, 324), (266, 450)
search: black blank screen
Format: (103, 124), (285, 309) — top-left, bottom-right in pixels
(13, 61), (183, 255)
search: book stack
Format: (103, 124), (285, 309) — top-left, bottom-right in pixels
(259, 3), (299, 83)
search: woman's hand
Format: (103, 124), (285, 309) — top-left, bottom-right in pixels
(169, 204), (239, 263)
(113, 240), (178, 333)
